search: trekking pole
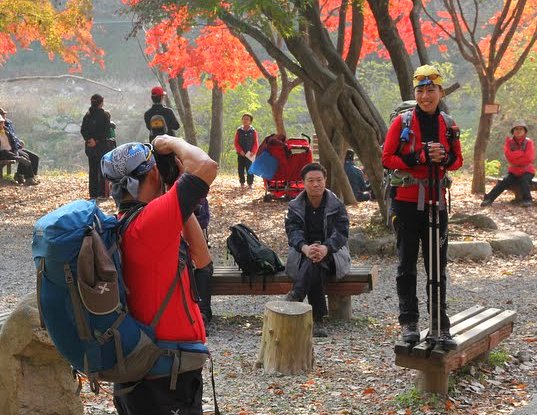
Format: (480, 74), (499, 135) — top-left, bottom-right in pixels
(427, 155), (435, 343)
(434, 162), (442, 342)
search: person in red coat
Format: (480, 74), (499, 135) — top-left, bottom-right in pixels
(382, 64), (463, 350)
(481, 120), (535, 207)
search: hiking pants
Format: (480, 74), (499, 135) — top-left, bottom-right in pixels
(237, 154), (253, 185)
(113, 369), (203, 415)
(87, 154), (106, 198)
(486, 172), (534, 202)
(292, 255), (334, 321)
(392, 200), (450, 330)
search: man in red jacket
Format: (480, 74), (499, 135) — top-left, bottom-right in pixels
(101, 136), (218, 415)
(382, 65), (463, 350)
(481, 120), (535, 207)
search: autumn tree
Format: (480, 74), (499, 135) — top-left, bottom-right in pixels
(0, 0), (103, 71)
(127, 0), (450, 211)
(421, 0), (537, 193)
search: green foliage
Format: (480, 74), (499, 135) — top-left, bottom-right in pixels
(393, 387), (424, 410)
(458, 128), (475, 164)
(488, 348), (510, 367)
(485, 159), (501, 177)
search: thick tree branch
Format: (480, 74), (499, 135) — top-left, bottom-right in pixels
(336, 1), (348, 56)
(410, 0), (430, 64)
(345, 4), (363, 74)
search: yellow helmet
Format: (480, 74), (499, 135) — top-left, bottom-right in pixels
(413, 65), (443, 88)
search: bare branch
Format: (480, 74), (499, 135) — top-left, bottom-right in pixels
(0, 75), (122, 93)
(410, 0), (430, 64)
(493, 0), (528, 69)
(497, 25), (537, 86)
(345, 3), (363, 73)
(336, 1), (348, 56)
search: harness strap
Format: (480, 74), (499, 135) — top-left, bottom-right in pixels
(65, 264), (92, 340)
(169, 350), (181, 391)
(149, 261), (186, 329)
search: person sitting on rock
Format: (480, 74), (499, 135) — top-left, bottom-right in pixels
(481, 120), (535, 208)
(344, 149), (372, 201)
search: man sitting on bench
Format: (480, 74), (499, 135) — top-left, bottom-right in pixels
(481, 120), (535, 207)
(284, 162), (351, 337)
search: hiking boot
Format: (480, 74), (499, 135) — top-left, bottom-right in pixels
(24, 177), (39, 186)
(438, 329), (457, 350)
(521, 200), (532, 208)
(313, 322), (328, 338)
(401, 322), (420, 343)
(480, 198), (493, 207)
(13, 173), (24, 184)
(284, 290), (301, 302)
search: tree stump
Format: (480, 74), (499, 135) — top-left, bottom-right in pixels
(256, 301), (313, 375)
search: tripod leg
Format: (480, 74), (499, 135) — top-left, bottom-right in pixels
(434, 165), (441, 339)
(427, 163), (435, 343)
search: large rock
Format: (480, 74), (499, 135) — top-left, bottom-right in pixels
(448, 241), (493, 260)
(0, 293), (83, 415)
(348, 230), (396, 256)
(489, 231), (534, 256)
(450, 213), (498, 230)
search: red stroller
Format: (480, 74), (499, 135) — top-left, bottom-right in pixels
(250, 134), (313, 202)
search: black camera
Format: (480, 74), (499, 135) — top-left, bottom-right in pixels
(155, 153), (180, 186)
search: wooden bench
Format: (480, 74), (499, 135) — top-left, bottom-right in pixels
(211, 265), (378, 320)
(394, 305), (516, 395)
(0, 159), (16, 179)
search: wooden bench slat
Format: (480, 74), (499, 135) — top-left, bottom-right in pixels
(450, 308), (502, 336)
(394, 305), (488, 355)
(211, 265), (377, 296)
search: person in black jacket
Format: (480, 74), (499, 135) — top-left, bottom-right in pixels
(284, 163), (351, 337)
(81, 94), (111, 199)
(144, 86), (180, 142)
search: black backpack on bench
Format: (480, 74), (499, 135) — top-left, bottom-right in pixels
(226, 223), (284, 288)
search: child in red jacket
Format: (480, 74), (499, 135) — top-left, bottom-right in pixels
(481, 120), (535, 207)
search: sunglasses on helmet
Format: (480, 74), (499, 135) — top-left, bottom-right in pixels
(414, 73), (441, 82)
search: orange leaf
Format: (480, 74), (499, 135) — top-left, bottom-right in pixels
(363, 387), (376, 395)
(445, 400), (455, 410)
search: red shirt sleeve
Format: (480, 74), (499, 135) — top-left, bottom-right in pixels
(251, 130), (259, 154)
(382, 116), (410, 170)
(234, 129), (242, 153)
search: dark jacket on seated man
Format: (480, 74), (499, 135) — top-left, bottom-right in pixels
(284, 163), (350, 335)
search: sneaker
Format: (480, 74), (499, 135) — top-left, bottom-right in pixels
(438, 329), (457, 350)
(284, 290), (301, 302)
(521, 200), (532, 207)
(401, 322), (420, 343)
(13, 173), (24, 184)
(480, 198), (493, 207)
(24, 177), (39, 186)
(313, 322), (328, 338)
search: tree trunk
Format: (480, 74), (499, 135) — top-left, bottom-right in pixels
(472, 86), (496, 194)
(208, 84), (224, 163)
(410, 0), (430, 65)
(271, 101), (286, 136)
(256, 301), (313, 375)
(168, 77), (197, 146)
(304, 84), (356, 204)
(367, 0), (415, 100)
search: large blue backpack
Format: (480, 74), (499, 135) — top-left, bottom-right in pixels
(32, 200), (209, 393)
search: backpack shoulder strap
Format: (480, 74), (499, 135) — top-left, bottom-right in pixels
(397, 109), (414, 154)
(440, 111), (454, 128)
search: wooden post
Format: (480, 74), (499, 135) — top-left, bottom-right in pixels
(256, 301), (313, 375)
(416, 370), (449, 395)
(327, 294), (352, 320)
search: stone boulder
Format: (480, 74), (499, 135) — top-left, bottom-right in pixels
(348, 230), (396, 256)
(450, 213), (498, 230)
(0, 293), (83, 415)
(448, 241), (493, 260)
(488, 231), (534, 256)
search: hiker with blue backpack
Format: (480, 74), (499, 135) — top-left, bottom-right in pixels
(284, 162), (351, 338)
(382, 65), (463, 350)
(100, 137), (217, 414)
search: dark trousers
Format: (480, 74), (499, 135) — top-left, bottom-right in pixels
(237, 154), (253, 185)
(392, 200), (450, 330)
(0, 148), (37, 178)
(486, 172), (534, 202)
(195, 262), (213, 322)
(292, 255), (334, 321)
(113, 369), (203, 415)
(87, 155), (105, 198)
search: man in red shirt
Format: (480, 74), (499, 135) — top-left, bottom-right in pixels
(382, 65), (463, 350)
(481, 120), (535, 207)
(101, 136), (217, 415)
